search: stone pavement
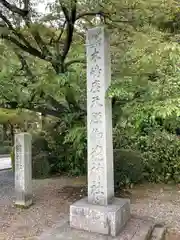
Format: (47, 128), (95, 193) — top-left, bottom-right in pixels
(38, 215), (166, 240)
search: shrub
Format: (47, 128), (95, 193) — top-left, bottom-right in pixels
(3, 140), (12, 146)
(114, 149), (144, 188)
(31, 133), (51, 178)
(32, 152), (50, 179)
(114, 123), (180, 183)
(137, 131), (180, 183)
(0, 145), (11, 154)
(32, 132), (49, 157)
(46, 122), (87, 176)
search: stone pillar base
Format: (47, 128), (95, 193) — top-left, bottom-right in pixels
(15, 199), (33, 208)
(70, 197), (130, 237)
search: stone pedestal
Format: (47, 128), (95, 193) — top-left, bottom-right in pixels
(15, 133), (32, 208)
(70, 26), (130, 236)
(70, 197), (130, 236)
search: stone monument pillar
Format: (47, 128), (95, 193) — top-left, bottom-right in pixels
(70, 26), (130, 236)
(15, 133), (32, 208)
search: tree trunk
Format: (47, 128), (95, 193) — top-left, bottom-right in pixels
(9, 124), (14, 146)
(2, 124), (7, 142)
(41, 112), (46, 130)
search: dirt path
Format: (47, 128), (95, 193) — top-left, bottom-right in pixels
(1, 171), (180, 239)
(0, 171), (86, 240)
(129, 184), (180, 240)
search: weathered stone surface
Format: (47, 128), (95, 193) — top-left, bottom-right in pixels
(70, 197), (130, 236)
(86, 26), (114, 206)
(69, 26), (131, 236)
(39, 216), (154, 240)
(151, 225), (166, 240)
(15, 133), (32, 207)
(131, 223), (153, 240)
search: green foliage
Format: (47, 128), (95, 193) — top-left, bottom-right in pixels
(32, 152), (50, 179)
(114, 149), (144, 187)
(0, 109), (20, 125)
(32, 132), (50, 157)
(63, 125), (87, 175)
(1, 0), (180, 184)
(31, 133), (51, 178)
(45, 114), (87, 176)
(114, 123), (180, 184)
(0, 145), (11, 155)
(138, 131), (180, 183)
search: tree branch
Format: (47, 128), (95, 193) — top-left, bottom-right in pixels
(0, 10), (33, 48)
(0, 0), (29, 16)
(60, 1), (77, 69)
(0, 10), (13, 29)
(65, 58), (85, 69)
(29, 27), (52, 58)
(15, 51), (34, 78)
(76, 11), (106, 20)
(0, 10), (50, 61)
(59, 1), (70, 21)
(0, 103), (67, 118)
(23, 0), (29, 11)
(47, 96), (69, 112)
(1, 34), (46, 59)
(56, 20), (66, 43)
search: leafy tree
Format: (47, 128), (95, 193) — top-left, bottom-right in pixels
(0, 0), (179, 120)
(0, 0), (105, 117)
(1, 0), (180, 182)
(0, 107), (40, 144)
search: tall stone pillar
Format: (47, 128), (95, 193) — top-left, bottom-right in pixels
(70, 26), (130, 237)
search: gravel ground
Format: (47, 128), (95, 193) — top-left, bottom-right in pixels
(0, 171), (86, 240)
(0, 171), (180, 239)
(130, 184), (180, 239)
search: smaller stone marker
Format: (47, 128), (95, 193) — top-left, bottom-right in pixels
(15, 132), (32, 208)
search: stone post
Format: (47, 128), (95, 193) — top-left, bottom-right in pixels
(70, 26), (130, 237)
(15, 133), (32, 208)
(86, 26), (114, 206)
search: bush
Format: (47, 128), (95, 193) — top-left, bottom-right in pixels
(137, 131), (180, 183)
(2, 140), (12, 146)
(32, 132), (49, 157)
(45, 121), (87, 176)
(0, 145), (11, 154)
(32, 152), (50, 179)
(114, 149), (144, 188)
(31, 133), (51, 178)
(114, 123), (180, 183)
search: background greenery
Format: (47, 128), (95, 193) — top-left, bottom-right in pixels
(0, 0), (180, 184)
